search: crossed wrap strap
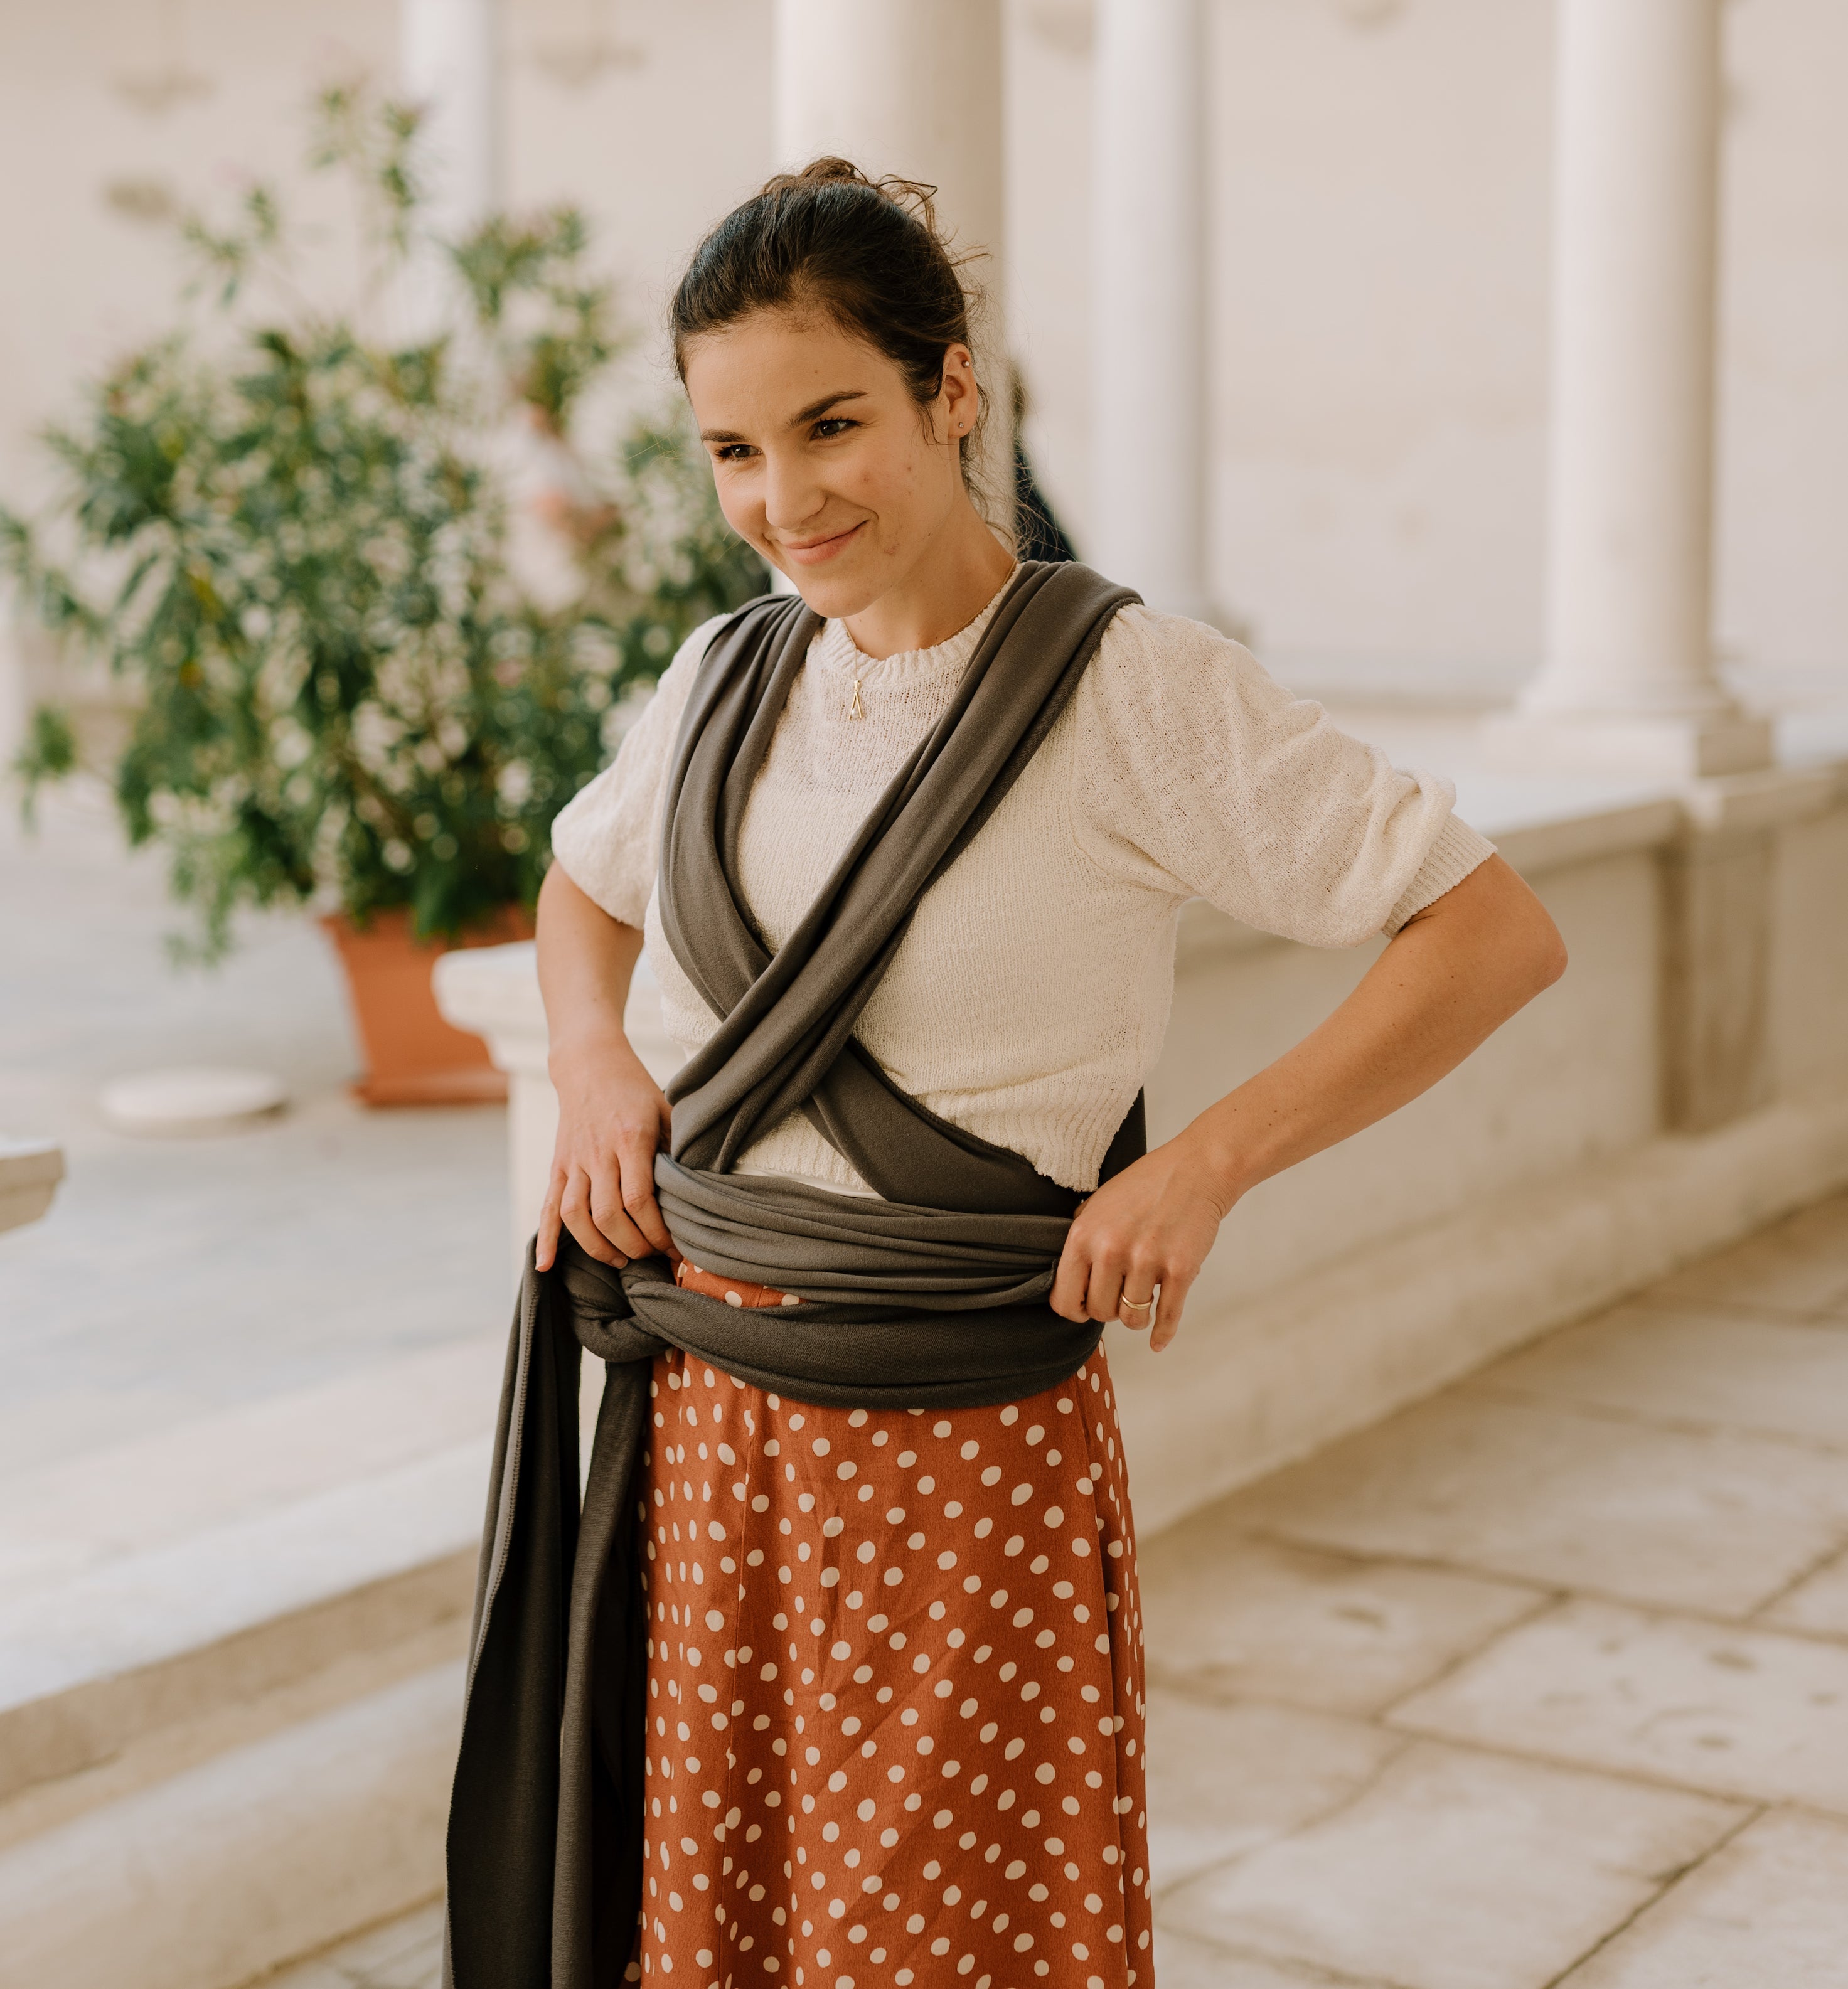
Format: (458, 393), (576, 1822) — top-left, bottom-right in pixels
(442, 563), (1141, 1989)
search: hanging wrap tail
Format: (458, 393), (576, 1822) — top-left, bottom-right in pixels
(442, 563), (1142, 1989)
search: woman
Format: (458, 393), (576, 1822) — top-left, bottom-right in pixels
(444, 161), (1565, 1989)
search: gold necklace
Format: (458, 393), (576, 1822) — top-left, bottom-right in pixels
(846, 678), (865, 721)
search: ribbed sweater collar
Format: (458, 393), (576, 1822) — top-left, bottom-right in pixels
(810, 566), (1020, 684)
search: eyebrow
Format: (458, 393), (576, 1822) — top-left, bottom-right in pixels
(699, 389), (868, 446)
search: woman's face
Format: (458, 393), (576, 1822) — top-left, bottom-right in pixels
(683, 308), (979, 620)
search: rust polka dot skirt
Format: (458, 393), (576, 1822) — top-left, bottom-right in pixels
(636, 1349), (1152, 1989)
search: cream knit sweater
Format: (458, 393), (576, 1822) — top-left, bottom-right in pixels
(551, 579), (1495, 1198)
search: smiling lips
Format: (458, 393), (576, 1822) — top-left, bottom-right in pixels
(779, 520), (866, 567)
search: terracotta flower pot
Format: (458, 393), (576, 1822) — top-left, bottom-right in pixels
(321, 905), (536, 1107)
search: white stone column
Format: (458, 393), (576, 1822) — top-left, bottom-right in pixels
(771, 0), (1012, 525)
(399, 0), (501, 243)
(1488, 0), (1770, 781)
(1089, 0), (1207, 620)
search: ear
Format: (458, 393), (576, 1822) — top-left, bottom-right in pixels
(937, 343), (980, 442)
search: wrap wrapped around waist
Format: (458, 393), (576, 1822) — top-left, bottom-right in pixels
(442, 1177), (1100, 1989)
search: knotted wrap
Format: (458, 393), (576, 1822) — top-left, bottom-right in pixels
(443, 563), (1141, 1989)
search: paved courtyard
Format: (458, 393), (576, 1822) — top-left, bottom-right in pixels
(0, 785), (511, 1497)
(264, 1188), (1848, 1988)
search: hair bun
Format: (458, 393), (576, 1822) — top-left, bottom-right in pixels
(788, 156), (867, 188)
(764, 157), (944, 238)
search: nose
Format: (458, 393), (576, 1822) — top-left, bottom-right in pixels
(762, 447), (826, 539)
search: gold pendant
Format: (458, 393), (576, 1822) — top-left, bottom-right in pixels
(846, 678), (865, 721)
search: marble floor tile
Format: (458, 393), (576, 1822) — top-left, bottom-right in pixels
(1473, 1302), (1848, 1451)
(1761, 1542), (1848, 1637)
(1140, 1533), (1542, 1717)
(1641, 1194), (1848, 1318)
(1556, 1808), (1848, 1988)
(1145, 1687), (1406, 1890)
(1162, 1741), (1741, 1989)
(1153, 1924), (1386, 1989)
(1390, 1597), (1848, 1813)
(1221, 1392), (1848, 1617)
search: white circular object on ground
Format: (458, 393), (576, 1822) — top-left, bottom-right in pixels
(99, 1066), (289, 1136)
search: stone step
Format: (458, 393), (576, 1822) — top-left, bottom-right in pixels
(0, 1338), (505, 1985)
(0, 1335), (500, 1806)
(0, 1641), (463, 1989)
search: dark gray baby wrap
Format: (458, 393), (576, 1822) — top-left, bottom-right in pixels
(442, 562), (1141, 1989)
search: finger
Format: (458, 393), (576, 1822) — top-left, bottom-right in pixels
(561, 1171), (628, 1267)
(1150, 1269), (1194, 1353)
(1049, 1234), (1092, 1322)
(617, 1132), (676, 1258)
(585, 1166), (653, 1261)
(535, 1173), (564, 1272)
(1116, 1276), (1158, 1333)
(1086, 1262), (1126, 1327)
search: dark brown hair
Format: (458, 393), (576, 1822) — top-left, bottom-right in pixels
(670, 157), (990, 496)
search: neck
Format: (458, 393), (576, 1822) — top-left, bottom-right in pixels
(840, 496), (1016, 661)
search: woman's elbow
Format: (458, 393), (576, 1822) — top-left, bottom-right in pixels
(1520, 902), (1569, 997)
(1428, 854), (1567, 1006)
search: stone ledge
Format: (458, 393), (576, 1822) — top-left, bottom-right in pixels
(0, 1545), (474, 1813)
(0, 1441), (486, 1802)
(0, 1335), (502, 1607)
(0, 1336), (503, 1804)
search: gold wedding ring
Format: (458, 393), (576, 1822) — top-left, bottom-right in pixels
(1118, 1294), (1153, 1316)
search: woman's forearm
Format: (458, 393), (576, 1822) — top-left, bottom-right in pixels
(536, 861), (646, 1069)
(1183, 853), (1567, 1207)
(533, 862), (676, 1268)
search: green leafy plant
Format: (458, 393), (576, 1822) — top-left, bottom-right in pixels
(3, 87), (763, 957)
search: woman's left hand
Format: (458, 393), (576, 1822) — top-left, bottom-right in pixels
(1049, 1133), (1232, 1352)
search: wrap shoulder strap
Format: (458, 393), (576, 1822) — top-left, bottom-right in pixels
(656, 561), (1140, 1215)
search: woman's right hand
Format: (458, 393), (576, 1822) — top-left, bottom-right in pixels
(535, 1030), (678, 1272)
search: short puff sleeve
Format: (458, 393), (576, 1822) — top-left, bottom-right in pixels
(1069, 605), (1495, 945)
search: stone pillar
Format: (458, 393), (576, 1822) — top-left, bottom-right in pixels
(1090, 0), (1207, 619)
(1487, 0), (1770, 781)
(771, 0), (1012, 525)
(399, 0), (501, 242)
